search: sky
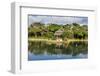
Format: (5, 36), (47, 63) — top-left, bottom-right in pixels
(28, 15), (88, 26)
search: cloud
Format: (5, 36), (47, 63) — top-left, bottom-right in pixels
(28, 15), (88, 26)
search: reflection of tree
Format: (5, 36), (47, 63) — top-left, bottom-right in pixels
(28, 41), (88, 56)
(70, 41), (88, 56)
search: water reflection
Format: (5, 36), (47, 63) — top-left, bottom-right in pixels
(28, 41), (88, 60)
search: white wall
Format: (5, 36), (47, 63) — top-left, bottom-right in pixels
(0, 0), (100, 76)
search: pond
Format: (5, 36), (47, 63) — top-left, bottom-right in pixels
(28, 41), (88, 61)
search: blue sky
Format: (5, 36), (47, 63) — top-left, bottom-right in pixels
(28, 15), (88, 26)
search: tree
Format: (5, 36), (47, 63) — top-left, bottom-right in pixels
(72, 23), (80, 27)
(28, 22), (88, 40)
(47, 24), (61, 33)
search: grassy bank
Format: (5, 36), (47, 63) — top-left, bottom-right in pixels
(28, 38), (88, 43)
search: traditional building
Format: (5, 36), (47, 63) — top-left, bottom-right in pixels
(54, 29), (64, 42)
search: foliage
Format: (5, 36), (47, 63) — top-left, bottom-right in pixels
(28, 22), (88, 40)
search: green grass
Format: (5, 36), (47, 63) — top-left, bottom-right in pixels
(28, 37), (88, 44)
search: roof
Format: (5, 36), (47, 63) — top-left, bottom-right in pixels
(54, 29), (64, 36)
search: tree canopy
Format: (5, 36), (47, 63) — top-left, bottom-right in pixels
(28, 22), (88, 40)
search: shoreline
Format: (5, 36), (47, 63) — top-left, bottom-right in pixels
(28, 38), (88, 43)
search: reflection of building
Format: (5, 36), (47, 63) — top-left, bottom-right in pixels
(54, 29), (64, 42)
(55, 42), (63, 47)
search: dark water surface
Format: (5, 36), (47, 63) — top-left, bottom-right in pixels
(28, 41), (88, 61)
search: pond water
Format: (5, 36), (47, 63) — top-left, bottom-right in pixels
(28, 41), (88, 61)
